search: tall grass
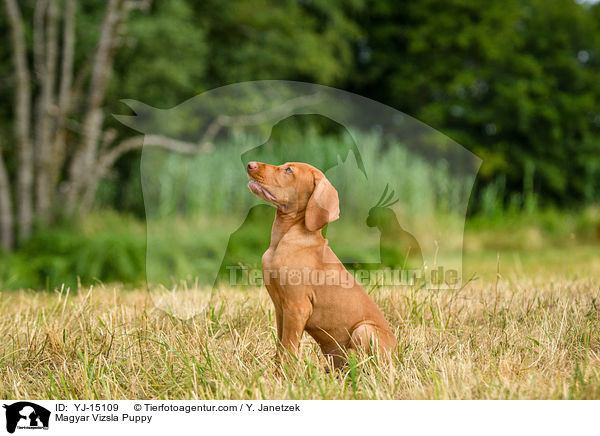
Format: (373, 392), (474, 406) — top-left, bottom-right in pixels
(142, 131), (474, 221)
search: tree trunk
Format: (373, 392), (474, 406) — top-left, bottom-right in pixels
(2, 0), (185, 245)
(51, 0), (76, 198)
(66, 0), (124, 213)
(34, 0), (59, 224)
(0, 151), (14, 251)
(4, 0), (34, 242)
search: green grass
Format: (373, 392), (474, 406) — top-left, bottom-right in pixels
(1, 204), (598, 290)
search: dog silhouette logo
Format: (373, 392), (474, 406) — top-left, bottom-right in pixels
(3, 402), (50, 433)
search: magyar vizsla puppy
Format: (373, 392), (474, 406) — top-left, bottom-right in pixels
(247, 161), (396, 369)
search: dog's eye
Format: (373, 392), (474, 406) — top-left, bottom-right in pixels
(285, 167), (293, 174)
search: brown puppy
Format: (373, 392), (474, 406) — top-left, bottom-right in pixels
(247, 161), (396, 369)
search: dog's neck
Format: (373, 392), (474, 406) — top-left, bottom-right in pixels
(269, 209), (321, 249)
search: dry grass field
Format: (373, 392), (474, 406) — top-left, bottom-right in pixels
(1, 248), (599, 400)
(0, 242), (600, 399)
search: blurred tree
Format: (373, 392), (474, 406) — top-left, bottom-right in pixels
(1, 0), (365, 251)
(99, 0), (366, 214)
(201, 0), (363, 86)
(350, 0), (600, 208)
(111, 0), (208, 108)
(2, 0), (600, 255)
(2, 0), (148, 250)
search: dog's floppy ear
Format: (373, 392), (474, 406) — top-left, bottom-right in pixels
(305, 173), (339, 231)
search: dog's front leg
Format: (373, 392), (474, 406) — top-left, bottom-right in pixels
(278, 301), (312, 362)
(263, 278), (284, 356)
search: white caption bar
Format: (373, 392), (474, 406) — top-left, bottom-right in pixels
(0, 400), (594, 436)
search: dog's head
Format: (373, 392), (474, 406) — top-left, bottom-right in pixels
(247, 161), (339, 231)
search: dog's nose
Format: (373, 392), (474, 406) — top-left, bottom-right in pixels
(247, 161), (258, 172)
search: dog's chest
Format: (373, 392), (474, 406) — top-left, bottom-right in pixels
(265, 245), (313, 271)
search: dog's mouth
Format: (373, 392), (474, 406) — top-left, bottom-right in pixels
(248, 180), (276, 202)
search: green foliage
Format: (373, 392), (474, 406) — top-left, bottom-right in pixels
(0, 213), (146, 290)
(0, 204), (598, 291)
(105, 0), (363, 114)
(4, 0), (600, 289)
(111, 0), (208, 108)
(96, 0), (600, 213)
(5, 0), (600, 213)
(200, 0), (363, 86)
(351, 0), (600, 207)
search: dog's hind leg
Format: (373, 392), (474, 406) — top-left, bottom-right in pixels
(350, 323), (379, 352)
(350, 323), (397, 362)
